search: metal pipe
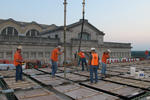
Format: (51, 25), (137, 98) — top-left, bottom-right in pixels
(63, 0), (67, 78)
(78, 0), (85, 52)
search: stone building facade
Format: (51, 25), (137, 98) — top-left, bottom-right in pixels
(0, 18), (131, 64)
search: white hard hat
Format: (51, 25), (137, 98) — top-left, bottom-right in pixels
(91, 48), (95, 51)
(107, 49), (111, 53)
(57, 45), (61, 49)
(17, 46), (22, 50)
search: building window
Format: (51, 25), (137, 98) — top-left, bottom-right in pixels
(78, 32), (91, 40)
(55, 34), (58, 38)
(23, 52), (29, 58)
(26, 29), (39, 37)
(31, 52), (36, 58)
(45, 52), (50, 58)
(0, 52), (4, 58)
(6, 51), (12, 59)
(1, 27), (18, 36)
(38, 52), (43, 58)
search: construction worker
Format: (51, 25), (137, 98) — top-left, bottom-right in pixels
(145, 50), (149, 60)
(89, 48), (99, 84)
(78, 50), (87, 71)
(51, 45), (63, 77)
(14, 46), (24, 82)
(101, 49), (111, 78)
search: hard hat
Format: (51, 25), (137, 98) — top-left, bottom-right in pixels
(107, 49), (111, 53)
(57, 45), (62, 49)
(17, 46), (22, 50)
(81, 49), (84, 52)
(91, 48), (95, 51)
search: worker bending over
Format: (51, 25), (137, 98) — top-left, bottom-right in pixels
(51, 46), (63, 78)
(78, 50), (87, 71)
(101, 49), (111, 78)
(89, 48), (99, 84)
(14, 46), (24, 82)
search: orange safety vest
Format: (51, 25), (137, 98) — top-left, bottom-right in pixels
(91, 53), (99, 66)
(51, 48), (59, 61)
(80, 52), (85, 58)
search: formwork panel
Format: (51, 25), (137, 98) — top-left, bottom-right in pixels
(0, 70), (15, 77)
(105, 76), (150, 88)
(120, 74), (150, 82)
(0, 94), (7, 100)
(74, 71), (90, 77)
(4, 77), (39, 90)
(81, 93), (119, 100)
(38, 68), (61, 73)
(82, 81), (144, 98)
(15, 88), (62, 100)
(54, 84), (119, 100)
(38, 68), (52, 73)
(58, 67), (75, 72)
(23, 69), (44, 75)
(56, 73), (88, 82)
(31, 74), (68, 86)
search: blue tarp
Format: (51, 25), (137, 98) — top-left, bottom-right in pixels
(0, 64), (15, 70)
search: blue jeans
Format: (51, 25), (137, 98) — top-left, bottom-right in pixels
(78, 58), (81, 66)
(51, 60), (58, 77)
(90, 65), (98, 83)
(101, 62), (106, 75)
(16, 65), (22, 81)
(146, 55), (149, 60)
(81, 58), (87, 71)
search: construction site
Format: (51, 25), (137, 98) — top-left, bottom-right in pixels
(0, 0), (150, 100)
(0, 59), (150, 100)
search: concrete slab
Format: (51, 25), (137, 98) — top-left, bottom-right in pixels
(81, 93), (119, 100)
(105, 76), (150, 88)
(31, 74), (68, 86)
(54, 84), (119, 100)
(38, 68), (52, 73)
(15, 88), (63, 100)
(74, 71), (90, 77)
(23, 69), (44, 76)
(83, 81), (143, 97)
(56, 73), (88, 82)
(4, 77), (39, 90)
(0, 70), (15, 77)
(0, 94), (7, 100)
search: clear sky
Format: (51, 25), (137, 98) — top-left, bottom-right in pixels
(0, 0), (150, 51)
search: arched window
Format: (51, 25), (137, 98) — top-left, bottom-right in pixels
(1, 27), (18, 36)
(26, 29), (39, 37)
(78, 32), (91, 40)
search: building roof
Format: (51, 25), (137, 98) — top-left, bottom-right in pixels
(103, 42), (132, 48)
(0, 18), (57, 30)
(41, 19), (105, 35)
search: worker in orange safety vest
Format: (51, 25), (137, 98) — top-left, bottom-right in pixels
(88, 48), (99, 84)
(101, 49), (111, 78)
(78, 50), (87, 71)
(14, 46), (24, 82)
(51, 45), (63, 77)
